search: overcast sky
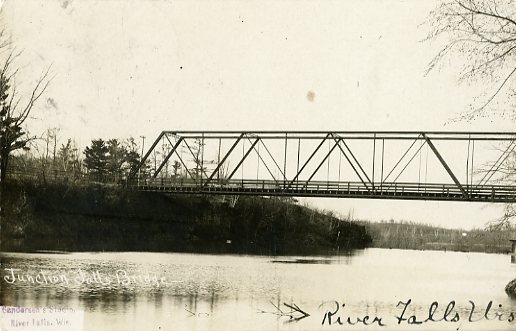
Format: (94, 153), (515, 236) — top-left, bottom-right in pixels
(2, 0), (514, 229)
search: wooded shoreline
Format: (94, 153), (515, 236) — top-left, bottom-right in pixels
(1, 180), (372, 254)
(2, 179), (514, 255)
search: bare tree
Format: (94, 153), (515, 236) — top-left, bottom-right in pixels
(190, 138), (205, 180)
(485, 204), (516, 229)
(0, 44), (50, 183)
(425, 0), (516, 120)
(426, 1), (516, 228)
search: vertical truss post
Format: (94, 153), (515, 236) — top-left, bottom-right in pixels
(372, 133), (376, 190)
(283, 133), (288, 189)
(470, 140), (475, 191)
(296, 138), (301, 189)
(327, 140), (330, 184)
(217, 138), (221, 181)
(256, 142), (260, 180)
(418, 140), (423, 186)
(201, 132), (205, 186)
(466, 136), (471, 190)
(380, 139), (385, 192)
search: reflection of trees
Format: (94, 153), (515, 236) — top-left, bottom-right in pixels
(1, 254), (290, 323)
(80, 291), (136, 312)
(0, 284), (14, 306)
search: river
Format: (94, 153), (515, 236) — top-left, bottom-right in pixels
(1, 248), (515, 330)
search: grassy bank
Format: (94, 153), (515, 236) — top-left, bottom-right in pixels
(1, 180), (372, 254)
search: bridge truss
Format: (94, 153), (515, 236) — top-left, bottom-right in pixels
(128, 131), (516, 203)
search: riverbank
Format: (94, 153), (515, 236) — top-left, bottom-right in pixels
(361, 220), (516, 254)
(0, 180), (372, 254)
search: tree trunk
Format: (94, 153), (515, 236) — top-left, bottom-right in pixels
(1, 150), (9, 182)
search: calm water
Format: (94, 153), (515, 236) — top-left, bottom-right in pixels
(1, 249), (515, 331)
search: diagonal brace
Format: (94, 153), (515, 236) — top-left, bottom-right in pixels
(423, 133), (468, 198)
(170, 146), (194, 180)
(129, 131), (165, 179)
(302, 138), (341, 189)
(339, 138), (372, 185)
(333, 137), (371, 191)
(382, 136), (420, 183)
(288, 133), (330, 188)
(259, 139), (287, 181)
(183, 139), (210, 179)
(245, 136), (279, 184)
(153, 137), (184, 178)
(227, 138), (261, 181)
(203, 133), (244, 186)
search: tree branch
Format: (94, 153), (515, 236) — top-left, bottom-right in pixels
(456, 0), (516, 28)
(476, 65), (516, 110)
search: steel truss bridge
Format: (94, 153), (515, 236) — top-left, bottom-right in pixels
(128, 131), (516, 203)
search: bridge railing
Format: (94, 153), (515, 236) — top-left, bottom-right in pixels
(127, 177), (516, 200)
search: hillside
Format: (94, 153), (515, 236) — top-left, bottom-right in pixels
(1, 180), (372, 254)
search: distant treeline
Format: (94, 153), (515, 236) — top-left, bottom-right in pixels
(1, 180), (372, 254)
(360, 220), (515, 254)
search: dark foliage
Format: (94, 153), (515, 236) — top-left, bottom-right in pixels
(1, 181), (371, 254)
(83, 139), (109, 181)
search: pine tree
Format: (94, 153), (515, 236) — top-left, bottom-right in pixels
(106, 139), (127, 183)
(83, 139), (109, 181)
(125, 150), (142, 177)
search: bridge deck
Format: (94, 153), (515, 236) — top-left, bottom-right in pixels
(129, 179), (516, 203)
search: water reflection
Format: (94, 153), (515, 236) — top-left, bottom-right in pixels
(1, 249), (515, 330)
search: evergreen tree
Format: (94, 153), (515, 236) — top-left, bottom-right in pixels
(83, 139), (109, 181)
(125, 137), (149, 179)
(125, 150), (142, 177)
(106, 139), (126, 183)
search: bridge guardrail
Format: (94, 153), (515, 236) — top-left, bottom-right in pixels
(127, 178), (516, 201)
